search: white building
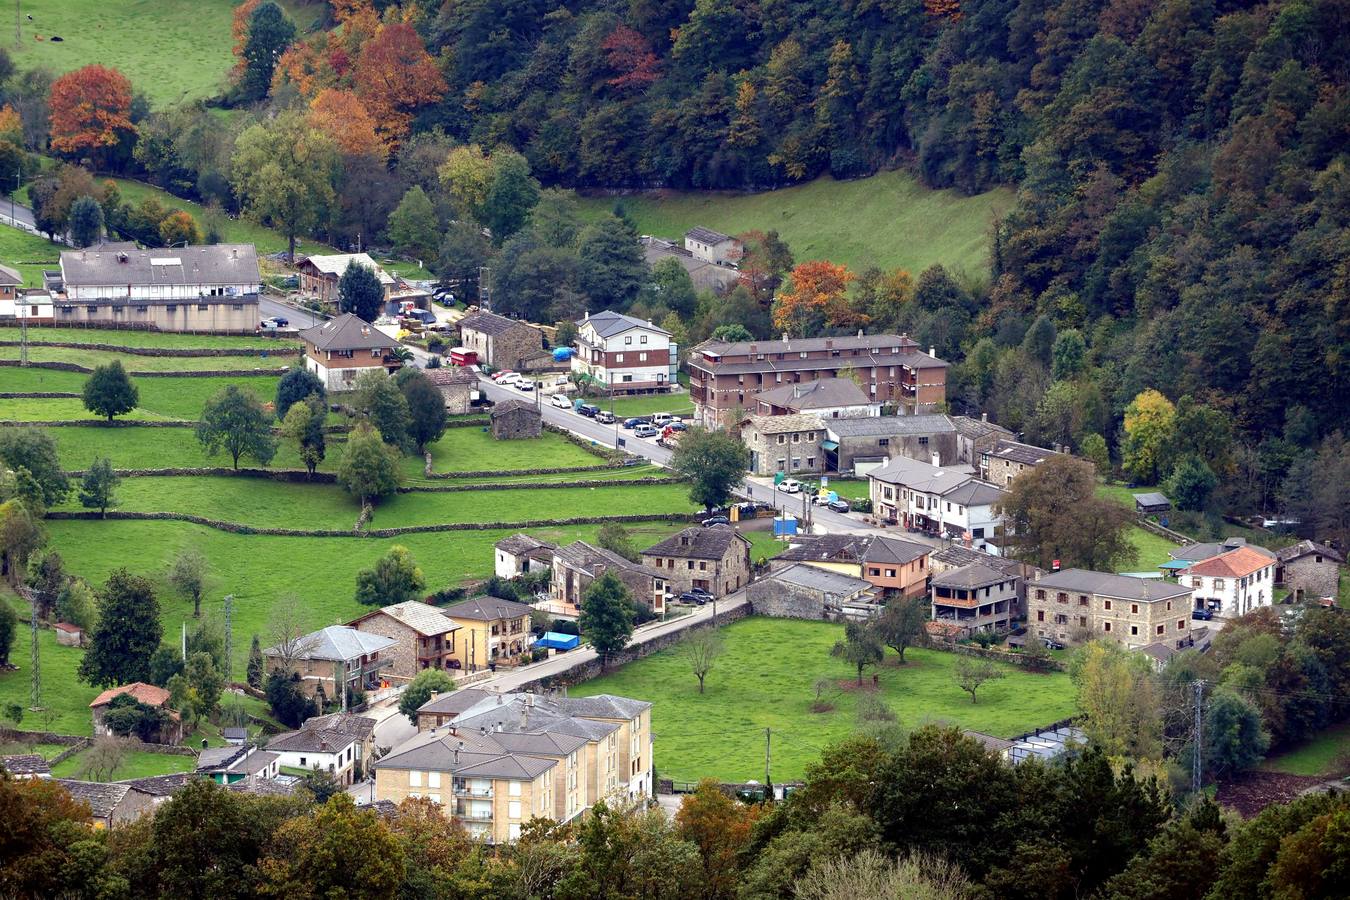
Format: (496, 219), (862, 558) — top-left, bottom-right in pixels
(266, 728), (359, 785)
(683, 227), (742, 266)
(868, 456), (1007, 554)
(1181, 545), (1278, 618)
(571, 310), (676, 394)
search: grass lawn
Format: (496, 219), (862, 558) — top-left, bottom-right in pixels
(573, 617), (1075, 782)
(1, 326), (291, 351)
(51, 748), (197, 781)
(0, 226), (63, 287)
(0, 398), (178, 422)
(9, 0), (324, 108)
(600, 396), (697, 419)
(0, 626), (99, 736)
(1261, 722), (1350, 778)
(0, 741), (72, 760)
(0, 369), (283, 421)
(743, 529), (788, 564)
(577, 171), (1013, 277)
(0, 345), (291, 373)
(423, 427), (607, 474)
(47, 518), (687, 677)
(34, 424), (339, 472)
(1127, 526), (1181, 570)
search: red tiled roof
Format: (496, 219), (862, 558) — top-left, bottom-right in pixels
(89, 682), (171, 709)
(1184, 546), (1273, 579)
(52, 622), (82, 633)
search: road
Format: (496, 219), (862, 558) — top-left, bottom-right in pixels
(259, 294), (326, 330)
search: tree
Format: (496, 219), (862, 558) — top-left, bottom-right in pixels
(68, 195), (104, 247)
(1080, 433), (1110, 476)
(246, 634), (265, 689)
(168, 651), (223, 727)
(953, 656), (1003, 703)
(0, 499), (43, 585)
(1202, 688), (1269, 779)
(676, 778), (761, 897)
(577, 215), (646, 309)
(1122, 389), (1177, 486)
(78, 569), (162, 687)
(483, 150), (540, 243)
(307, 89), (386, 160)
(1051, 329), (1087, 380)
(168, 547), (209, 619)
(772, 261), (856, 335)
(279, 396), (326, 478)
(794, 850), (971, 900)
(231, 110), (338, 261)
(434, 222), (491, 293)
(398, 370), (448, 452)
(25, 550), (65, 621)
(438, 144), (493, 223)
(336, 422), (402, 505)
(196, 385), (277, 470)
(1168, 456), (1219, 512)
(876, 595), (926, 662)
(77, 457), (119, 517)
(55, 578), (97, 631)
(0, 599), (14, 668)
(265, 669), (317, 728)
(354, 545), (425, 607)
(387, 186), (439, 262)
(681, 628), (724, 694)
(274, 365), (326, 422)
(645, 257), (699, 318)
(158, 210), (202, 247)
(259, 793), (405, 898)
(238, 1), (295, 102)
(398, 669), (455, 725)
(596, 522), (639, 562)
(352, 22), (447, 141)
(737, 230), (794, 304)
(148, 644), (185, 687)
(82, 361), (138, 422)
(579, 571), (635, 670)
(996, 454), (1136, 571)
(338, 260), (386, 322)
(0, 428), (70, 507)
(669, 427), (750, 511)
(1070, 640), (1163, 761)
(79, 735), (126, 782)
(832, 620), (884, 685)
(48, 65), (134, 160)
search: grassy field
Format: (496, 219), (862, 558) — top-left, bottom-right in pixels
(33, 424), (338, 472)
(743, 529), (788, 564)
(599, 396), (697, 419)
(0, 226), (63, 287)
(1, 327), (289, 350)
(9, 0), (325, 108)
(51, 747), (197, 781)
(0, 369), (283, 421)
(0, 626), (98, 736)
(1127, 527), (1180, 570)
(424, 427), (607, 473)
(573, 617), (1075, 782)
(1261, 722), (1350, 778)
(47, 518), (688, 675)
(578, 171), (1013, 276)
(0, 345), (291, 373)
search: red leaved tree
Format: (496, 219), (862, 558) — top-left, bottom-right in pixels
(308, 89), (387, 160)
(353, 23), (447, 142)
(603, 25), (660, 91)
(48, 65), (135, 158)
(771, 260), (856, 336)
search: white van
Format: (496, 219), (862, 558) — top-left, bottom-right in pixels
(650, 413), (673, 426)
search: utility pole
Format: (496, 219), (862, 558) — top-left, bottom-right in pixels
(222, 594), (233, 682)
(1192, 680), (1205, 793)
(19, 314), (27, 366)
(764, 727), (771, 789)
(29, 609), (40, 711)
(478, 266), (491, 311)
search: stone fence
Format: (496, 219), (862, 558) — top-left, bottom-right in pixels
(0, 340), (298, 358)
(924, 639), (1066, 672)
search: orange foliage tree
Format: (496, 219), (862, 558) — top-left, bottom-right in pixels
(308, 89), (387, 160)
(48, 65), (135, 157)
(602, 25), (660, 91)
(353, 23), (446, 141)
(924, 0), (963, 21)
(675, 779), (762, 899)
(771, 260), (857, 335)
(0, 105), (22, 142)
(159, 210), (202, 247)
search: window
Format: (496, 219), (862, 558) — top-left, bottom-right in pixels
(1157, 625), (1165, 635)
(868, 567), (880, 576)
(625, 336), (633, 345)
(1036, 590), (1046, 600)
(791, 457), (801, 469)
(508, 800), (522, 819)
(919, 436), (929, 446)
(1192, 577), (1203, 588)
(166, 304), (177, 312)
(135, 305), (148, 312)
(198, 303), (209, 311)
(1166, 601), (1172, 611)
(699, 561), (707, 571)
(299, 757), (307, 767)
(1104, 622), (1112, 632)
(792, 433), (800, 443)
(1130, 625), (1139, 636)
(1079, 616), (1087, 627)
(640, 335), (648, 344)
(639, 352), (647, 361)
(1214, 579), (1225, 590)
(687, 561), (694, 570)
(879, 438), (889, 447)
(1131, 604), (1139, 614)
(885, 569), (896, 578)
(777, 435), (785, 444)
(806, 457), (816, 467)
(1104, 600), (1112, 610)
(508, 780), (522, 797)
(616, 353), (624, 362)
(1178, 620), (1185, 630)
(1037, 610), (1044, 622)
(428, 772), (441, 788)
(410, 771), (422, 787)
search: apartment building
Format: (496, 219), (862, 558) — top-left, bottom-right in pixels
(1028, 569), (1194, 650)
(571, 310), (676, 394)
(930, 563), (1019, 635)
(440, 596), (535, 672)
(688, 333), (948, 427)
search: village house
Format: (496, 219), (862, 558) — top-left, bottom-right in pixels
(1275, 540), (1344, 601)
(1181, 545), (1278, 618)
(930, 563), (1019, 636)
(0, 754), (51, 779)
(688, 333), (948, 427)
(0, 265), (54, 322)
(0, 263), (20, 304)
(753, 377), (881, 419)
(930, 545), (1040, 617)
(267, 728), (360, 784)
(570, 310), (677, 395)
(348, 600), (462, 679)
(739, 414), (825, 477)
(300, 712), (378, 775)
(440, 596), (535, 672)
(550, 541), (667, 616)
(458, 310), (542, 371)
(55, 780), (156, 828)
(195, 745), (280, 785)
(494, 534), (557, 579)
(949, 414), (1013, 467)
(52, 621), (83, 647)
(1028, 569), (1194, 650)
(298, 312), (403, 391)
(490, 399), (543, 439)
(980, 439), (1061, 486)
(640, 235), (740, 292)
(296, 253), (396, 304)
(868, 456), (1007, 552)
(424, 366), (478, 414)
(684, 227), (743, 266)
(89, 683), (183, 745)
(261, 625), (396, 700)
(641, 526), (753, 597)
(748, 564), (880, 620)
(47, 243), (261, 332)
(823, 414), (958, 474)
(773, 533), (931, 599)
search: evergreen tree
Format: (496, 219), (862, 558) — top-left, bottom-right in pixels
(398, 369), (448, 452)
(68, 194), (104, 247)
(579, 571), (635, 670)
(81, 360), (138, 422)
(398, 668), (454, 724)
(246, 634), (264, 688)
(77, 457), (119, 517)
(0, 428), (70, 507)
(0, 598), (15, 668)
(78, 569), (162, 687)
(386, 185), (439, 261)
(239, 1), (295, 102)
(338, 260), (385, 322)
(274, 365), (326, 422)
(483, 150), (540, 243)
(354, 545), (425, 606)
(353, 370), (412, 450)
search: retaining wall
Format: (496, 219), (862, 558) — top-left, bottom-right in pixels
(0, 340), (298, 358)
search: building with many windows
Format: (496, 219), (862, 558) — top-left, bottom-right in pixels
(739, 414), (825, 476)
(1028, 569), (1194, 649)
(1180, 545), (1278, 618)
(299, 313), (403, 390)
(930, 563), (1019, 636)
(571, 310), (676, 394)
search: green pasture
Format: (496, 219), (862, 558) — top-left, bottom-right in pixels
(51, 748), (197, 781)
(0, 345), (291, 373)
(0, 369), (283, 421)
(0, 327), (289, 350)
(422, 426), (608, 474)
(0, 227), (63, 287)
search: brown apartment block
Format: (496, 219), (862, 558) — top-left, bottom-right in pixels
(688, 333), (947, 427)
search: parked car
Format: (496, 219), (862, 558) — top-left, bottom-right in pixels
(498, 373), (524, 386)
(260, 316), (288, 329)
(633, 424), (659, 438)
(577, 403), (601, 418)
(515, 380), (535, 392)
(666, 421), (689, 433)
(827, 499), (851, 513)
(491, 370), (517, 383)
(622, 417), (648, 429)
(1191, 608), (1214, 621)
(1042, 638), (1065, 650)
(550, 393), (572, 409)
(777, 479), (802, 493)
(701, 515), (730, 527)
(650, 413), (673, 426)
(596, 411), (616, 424)
(680, 588), (715, 605)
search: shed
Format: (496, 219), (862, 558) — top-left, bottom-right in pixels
(535, 632), (581, 652)
(490, 399), (542, 440)
(1133, 492), (1172, 514)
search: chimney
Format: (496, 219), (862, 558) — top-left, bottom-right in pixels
(749, 343), (757, 353)
(479, 725), (488, 735)
(496, 694), (503, 705)
(782, 333), (790, 343)
(429, 690), (440, 700)
(857, 329), (863, 338)
(929, 347), (937, 358)
(931, 452), (941, 467)
(449, 725), (457, 736)
(232, 247), (238, 258)
(526, 693), (534, 707)
(981, 412), (988, 423)
(825, 338), (833, 349)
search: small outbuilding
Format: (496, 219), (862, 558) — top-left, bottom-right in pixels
(1133, 492), (1172, 515)
(746, 563), (879, 621)
(53, 622), (83, 647)
(490, 399), (542, 440)
(424, 366), (478, 414)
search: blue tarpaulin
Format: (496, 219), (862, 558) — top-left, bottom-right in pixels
(536, 632), (580, 651)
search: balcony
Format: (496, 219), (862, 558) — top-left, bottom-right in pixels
(454, 806), (494, 822)
(453, 784), (493, 798)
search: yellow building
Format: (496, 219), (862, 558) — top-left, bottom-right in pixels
(440, 596), (535, 672)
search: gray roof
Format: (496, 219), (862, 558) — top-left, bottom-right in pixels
(554, 541), (663, 581)
(684, 226), (733, 244)
(963, 730), (1014, 753)
(491, 730), (590, 756)
(448, 694), (629, 741)
(698, 332), (923, 357)
(299, 313), (400, 352)
(553, 694), (652, 720)
(353, 600), (461, 637)
(743, 413), (823, 435)
(0, 753), (50, 776)
(1032, 568), (1192, 602)
(302, 712), (377, 740)
(377, 729), (557, 780)
(298, 253), (395, 284)
(459, 310), (537, 337)
(496, 534), (557, 556)
(56, 780), (135, 819)
(418, 688), (499, 717)
(1276, 540), (1344, 564)
(0, 263), (22, 285)
(228, 776), (302, 797)
(932, 563), (1014, 589)
(267, 729), (357, 754)
(119, 773), (195, 797)
(693, 350), (947, 377)
(940, 480), (1007, 508)
(755, 378), (871, 410)
(442, 595), (534, 621)
(949, 416), (1012, 440)
(765, 563), (875, 596)
(198, 747), (277, 776)
(931, 546), (1032, 578)
(196, 746), (246, 771)
(1169, 537), (1276, 562)
(265, 625), (396, 664)
(425, 366), (478, 386)
(60, 244), (260, 289)
(986, 440), (1058, 466)
(642, 526), (750, 561)
(826, 414), (955, 438)
(491, 399), (539, 419)
(1133, 492), (1171, 507)
(223, 727), (248, 740)
(777, 533), (928, 567)
(869, 456), (976, 492)
(579, 309), (670, 339)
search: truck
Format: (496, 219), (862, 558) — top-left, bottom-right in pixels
(656, 426), (683, 449)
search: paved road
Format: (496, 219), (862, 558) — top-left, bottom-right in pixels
(259, 294), (326, 330)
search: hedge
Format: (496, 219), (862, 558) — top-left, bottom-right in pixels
(0, 392), (80, 399)
(0, 340), (299, 358)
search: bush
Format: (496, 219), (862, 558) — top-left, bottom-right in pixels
(531, 648), (548, 663)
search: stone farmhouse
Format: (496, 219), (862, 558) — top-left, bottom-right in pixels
(1028, 569), (1194, 650)
(641, 526), (752, 597)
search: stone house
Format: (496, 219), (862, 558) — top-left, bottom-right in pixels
(551, 541), (667, 616)
(949, 414), (1013, 467)
(56, 780), (156, 828)
(0, 754), (50, 778)
(494, 534), (558, 579)
(1275, 540), (1344, 601)
(747, 564), (880, 620)
(491, 400), (542, 439)
(425, 366), (478, 414)
(684, 227), (743, 266)
(930, 563), (1019, 636)
(440, 596), (535, 672)
(980, 439), (1060, 486)
(641, 526), (753, 597)
(348, 600), (462, 679)
(458, 310), (542, 371)
(773, 533), (930, 599)
(739, 413), (825, 477)
(262, 625), (396, 699)
(296, 253), (396, 304)
(89, 683), (183, 745)
(641, 236), (740, 292)
(823, 414), (958, 473)
(1028, 569), (1194, 649)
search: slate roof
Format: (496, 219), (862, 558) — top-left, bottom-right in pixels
(90, 682), (171, 708)
(196, 746), (246, 771)
(642, 526), (749, 561)
(940, 480), (1007, 508)
(579, 309), (670, 339)
(417, 687), (499, 717)
(496, 534), (557, 557)
(693, 350), (947, 377)
(302, 712), (377, 741)
(1133, 492), (1172, 508)
(963, 731), (1014, 754)
(1183, 546), (1274, 579)
(554, 541), (663, 580)
(490, 398), (539, 418)
(119, 773), (195, 797)
(869, 455), (975, 492)
(0, 753), (50, 777)
(60, 244), (260, 289)
(298, 252), (395, 284)
(1032, 568), (1192, 602)
(1169, 537), (1275, 562)
(755, 378), (871, 410)
(299, 313), (400, 352)
(377, 729), (558, 780)
(949, 415), (1012, 440)
(1276, 540), (1345, 564)
(425, 366), (477, 386)
(697, 333), (923, 358)
(743, 413), (823, 435)
(553, 694), (653, 720)
(56, 779), (134, 819)
(441, 595), (534, 622)
(267, 728), (357, 754)
(765, 563), (875, 596)
(826, 414), (955, 438)
(986, 439), (1058, 467)
(684, 226), (733, 244)
(0, 263), (22, 285)
(223, 727), (248, 742)
(932, 563), (1013, 590)
(264, 625), (396, 664)
(777, 533), (929, 567)
(228, 776), (301, 797)
(352, 600), (460, 637)
(459, 310), (536, 337)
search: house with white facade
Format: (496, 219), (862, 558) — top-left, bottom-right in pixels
(266, 728), (359, 784)
(298, 313), (403, 391)
(571, 310), (676, 394)
(1181, 545), (1278, 618)
(868, 456), (1006, 554)
(683, 227), (742, 266)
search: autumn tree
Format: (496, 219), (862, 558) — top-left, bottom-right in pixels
(48, 65), (134, 161)
(772, 261), (856, 335)
(438, 144), (493, 222)
(996, 455), (1136, 571)
(1070, 640), (1163, 761)
(603, 25), (660, 92)
(158, 210), (201, 247)
(676, 779), (762, 896)
(737, 230), (794, 304)
(353, 23), (447, 142)
(231, 110), (339, 261)
(307, 89), (386, 160)
(1121, 389), (1176, 486)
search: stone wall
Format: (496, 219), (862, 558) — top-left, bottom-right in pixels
(351, 613), (421, 680)
(746, 578), (831, 620)
(1281, 556), (1340, 600)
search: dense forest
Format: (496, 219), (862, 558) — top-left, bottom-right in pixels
(2, 0), (1349, 533)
